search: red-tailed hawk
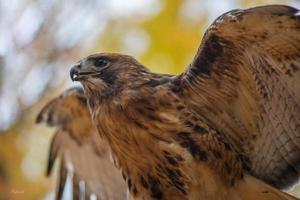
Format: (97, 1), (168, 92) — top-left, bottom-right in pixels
(69, 5), (300, 199)
(36, 87), (127, 199)
(40, 4), (300, 200)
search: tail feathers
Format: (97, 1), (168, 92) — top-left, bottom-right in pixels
(231, 175), (299, 200)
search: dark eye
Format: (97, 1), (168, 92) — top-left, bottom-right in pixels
(94, 58), (108, 67)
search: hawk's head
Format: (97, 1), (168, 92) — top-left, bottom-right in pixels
(70, 53), (149, 94)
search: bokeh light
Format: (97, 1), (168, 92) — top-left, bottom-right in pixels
(0, 0), (299, 199)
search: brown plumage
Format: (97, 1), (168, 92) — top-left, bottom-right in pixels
(66, 5), (300, 200)
(36, 87), (127, 200)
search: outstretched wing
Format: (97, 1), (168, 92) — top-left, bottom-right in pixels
(175, 5), (300, 189)
(36, 87), (127, 199)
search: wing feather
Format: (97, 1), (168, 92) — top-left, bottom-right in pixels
(47, 131), (62, 176)
(176, 5), (300, 189)
(57, 154), (67, 200)
(36, 87), (127, 199)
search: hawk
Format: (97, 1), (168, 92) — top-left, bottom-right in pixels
(69, 5), (300, 200)
(36, 87), (127, 199)
(40, 4), (299, 200)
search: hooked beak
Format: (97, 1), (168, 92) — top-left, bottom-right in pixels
(70, 60), (109, 81)
(70, 62), (83, 81)
(70, 64), (100, 81)
(70, 67), (80, 81)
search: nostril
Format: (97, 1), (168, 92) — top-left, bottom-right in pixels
(74, 62), (82, 69)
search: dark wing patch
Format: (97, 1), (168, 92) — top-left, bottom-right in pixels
(176, 5), (300, 189)
(190, 34), (232, 76)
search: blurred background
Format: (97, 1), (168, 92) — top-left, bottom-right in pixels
(0, 0), (300, 199)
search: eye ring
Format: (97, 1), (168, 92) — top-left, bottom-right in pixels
(94, 58), (108, 67)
